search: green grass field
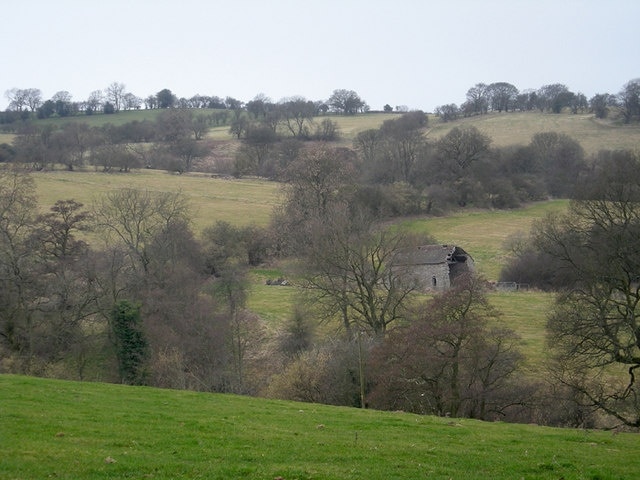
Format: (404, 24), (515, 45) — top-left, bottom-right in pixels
(2, 374), (639, 480)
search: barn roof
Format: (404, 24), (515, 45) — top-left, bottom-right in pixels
(393, 244), (471, 266)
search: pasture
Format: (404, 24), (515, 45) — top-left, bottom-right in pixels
(33, 169), (281, 230)
(426, 111), (640, 155)
(3, 374), (639, 480)
(8, 108), (640, 153)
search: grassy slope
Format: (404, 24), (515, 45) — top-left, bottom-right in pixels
(7, 108), (640, 152)
(426, 111), (640, 155)
(2, 374), (639, 480)
(33, 169), (281, 230)
(396, 199), (569, 280)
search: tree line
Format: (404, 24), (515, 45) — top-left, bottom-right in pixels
(1, 84), (368, 125)
(436, 78), (640, 124)
(1, 106), (594, 216)
(4, 78), (638, 126)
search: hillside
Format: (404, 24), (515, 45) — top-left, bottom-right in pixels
(2, 374), (639, 480)
(32, 169), (281, 229)
(425, 111), (640, 155)
(5, 109), (640, 154)
(29, 168), (565, 371)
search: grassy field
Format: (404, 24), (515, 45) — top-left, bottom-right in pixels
(7, 108), (640, 153)
(33, 169), (281, 230)
(426, 111), (640, 155)
(33, 166), (565, 276)
(3, 374), (639, 480)
(396, 200), (569, 280)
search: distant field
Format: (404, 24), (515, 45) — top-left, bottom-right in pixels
(35, 109), (173, 128)
(33, 169), (281, 230)
(5, 109), (640, 153)
(427, 111), (640, 155)
(34, 168), (567, 279)
(396, 200), (569, 280)
(3, 375), (640, 480)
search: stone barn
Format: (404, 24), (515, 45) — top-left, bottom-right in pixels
(392, 244), (475, 291)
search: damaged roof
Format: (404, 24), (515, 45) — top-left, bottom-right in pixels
(393, 244), (472, 266)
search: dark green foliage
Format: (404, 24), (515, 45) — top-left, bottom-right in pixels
(103, 102), (115, 114)
(111, 301), (148, 385)
(0, 143), (15, 162)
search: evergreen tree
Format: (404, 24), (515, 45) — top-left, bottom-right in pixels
(111, 301), (148, 385)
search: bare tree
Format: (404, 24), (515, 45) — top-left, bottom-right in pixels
(24, 88), (43, 112)
(86, 90), (103, 114)
(536, 151), (640, 427)
(93, 189), (190, 275)
(378, 111), (428, 183)
(464, 83), (489, 115)
(5, 88), (28, 111)
(0, 169), (39, 371)
(105, 82), (126, 112)
(301, 207), (417, 336)
(487, 82), (518, 112)
(369, 275), (523, 419)
(279, 97), (316, 137)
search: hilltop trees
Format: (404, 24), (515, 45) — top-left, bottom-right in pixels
(156, 88), (176, 109)
(619, 78), (640, 123)
(328, 89), (367, 115)
(105, 82), (127, 112)
(5, 88), (42, 112)
(487, 82), (518, 112)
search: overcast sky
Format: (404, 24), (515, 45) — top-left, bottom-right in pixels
(2, 0), (638, 112)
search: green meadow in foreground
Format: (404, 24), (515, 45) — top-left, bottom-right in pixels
(2, 375), (639, 480)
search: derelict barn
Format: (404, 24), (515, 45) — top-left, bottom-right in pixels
(392, 244), (475, 291)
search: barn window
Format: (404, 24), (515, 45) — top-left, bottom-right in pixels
(432, 276), (437, 287)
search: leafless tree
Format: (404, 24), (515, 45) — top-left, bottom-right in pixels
(369, 275), (523, 419)
(537, 151), (640, 427)
(105, 82), (126, 112)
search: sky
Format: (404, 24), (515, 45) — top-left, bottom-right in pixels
(2, 0), (639, 112)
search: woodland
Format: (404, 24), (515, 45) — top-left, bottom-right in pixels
(2, 78), (640, 429)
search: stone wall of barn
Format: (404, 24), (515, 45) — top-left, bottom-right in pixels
(400, 263), (451, 291)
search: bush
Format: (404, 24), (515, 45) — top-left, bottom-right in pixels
(264, 338), (362, 407)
